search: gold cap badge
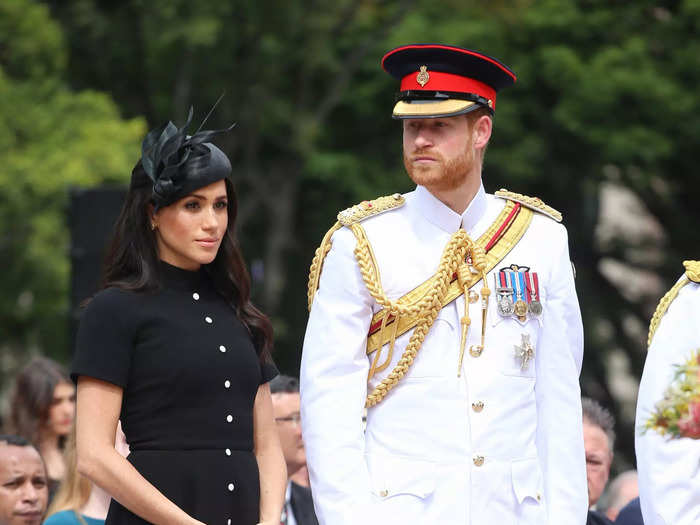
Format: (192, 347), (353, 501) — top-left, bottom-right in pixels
(416, 65), (430, 87)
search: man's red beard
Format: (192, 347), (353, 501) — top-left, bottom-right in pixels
(403, 143), (475, 192)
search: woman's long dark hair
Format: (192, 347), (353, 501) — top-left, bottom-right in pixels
(8, 357), (71, 446)
(101, 162), (273, 363)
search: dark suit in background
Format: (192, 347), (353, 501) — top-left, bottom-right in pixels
(615, 498), (644, 525)
(288, 481), (319, 525)
(587, 509), (614, 525)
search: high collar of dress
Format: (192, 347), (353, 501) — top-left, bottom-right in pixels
(159, 260), (206, 291)
(414, 183), (488, 234)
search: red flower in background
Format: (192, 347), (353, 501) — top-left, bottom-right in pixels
(679, 401), (700, 439)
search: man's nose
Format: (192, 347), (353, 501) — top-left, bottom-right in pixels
(21, 482), (40, 503)
(414, 128), (432, 149)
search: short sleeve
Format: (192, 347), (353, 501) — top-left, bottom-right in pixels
(260, 357), (279, 385)
(71, 288), (139, 389)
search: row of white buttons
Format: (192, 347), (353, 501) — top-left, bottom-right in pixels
(194, 291), (236, 507)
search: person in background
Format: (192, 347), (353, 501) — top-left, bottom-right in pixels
(582, 397), (615, 525)
(598, 470), (638, 522)
(0, 434), (48, 525)
(269, 376), (318, 525)
(636, 260), (700, 524)
(43, 425), (129, 525)
(7, 357), (75, 499)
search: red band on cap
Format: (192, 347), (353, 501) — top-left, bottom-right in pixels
(400, 70), (497, 108)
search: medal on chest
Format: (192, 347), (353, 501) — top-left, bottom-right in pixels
(496, 265), (542, 323)
(514, 333), (536, 371)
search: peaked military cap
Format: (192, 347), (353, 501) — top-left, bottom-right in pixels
(382, 44), (517, 119)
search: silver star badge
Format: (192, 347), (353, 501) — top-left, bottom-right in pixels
(514, 333), (535, 371)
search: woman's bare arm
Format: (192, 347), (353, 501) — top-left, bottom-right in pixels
(75, 377), (205, 525)
(253, 382), (286, 525)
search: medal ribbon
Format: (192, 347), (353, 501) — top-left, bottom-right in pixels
(525, 271), (539, 302)
(517, 271), (528, 304)
(506, 271), (519, 303)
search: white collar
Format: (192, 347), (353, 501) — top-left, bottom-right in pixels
(414, 183), (488, 234)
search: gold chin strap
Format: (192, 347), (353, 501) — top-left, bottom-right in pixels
(350, 225), (483, 407)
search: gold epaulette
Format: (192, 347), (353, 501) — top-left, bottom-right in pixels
(647, 260), (700, 347)
(337, 193), (405, 226)
(495, 189), (562, 223)
(685, 260), (700, 283)
(307, 193), (406, 311)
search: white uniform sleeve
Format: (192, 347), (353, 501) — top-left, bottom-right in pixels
(534, 224), (587, 523)
(300, 226), (374, 525)
(635, 281), (700, 525)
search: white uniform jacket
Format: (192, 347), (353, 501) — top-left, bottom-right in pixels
(636, 277), (700, 525)
(300, 185), (587, 525)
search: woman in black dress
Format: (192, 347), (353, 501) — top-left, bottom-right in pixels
(72, 111), (286, 525)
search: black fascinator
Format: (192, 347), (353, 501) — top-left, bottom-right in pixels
(141, 106), (235, 209)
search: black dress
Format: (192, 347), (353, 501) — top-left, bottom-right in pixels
(72, 262), (278, 525)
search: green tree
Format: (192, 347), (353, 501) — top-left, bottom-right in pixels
(44, 0), (700, 469)
(0, 0), (145, 385)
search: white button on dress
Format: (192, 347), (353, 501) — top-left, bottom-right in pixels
(205, 316), (213, 324)
(226, 415), (233, 423)
(219, 345), (226, 353)
(192, 292), (200, 301)
(225, 448), (231, 456)
(227, 483), (234, 492)
(224, 380), (231, 389)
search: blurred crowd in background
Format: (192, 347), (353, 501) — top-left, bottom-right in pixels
(0, 362), (317, 525)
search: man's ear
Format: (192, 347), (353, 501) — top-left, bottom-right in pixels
(472, 115), (493, 149)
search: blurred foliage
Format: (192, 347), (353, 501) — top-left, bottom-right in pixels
(1, 0), (699, 469)
(0, 0), (145, 389)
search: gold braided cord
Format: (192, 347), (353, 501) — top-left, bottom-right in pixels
(647, 260), (700, 347)
(647, 276), (690, 348)
(365, 202), (533, 355)
(456, 261), (474, 376)
(372, 318), (399, 375)
(469, 244), (491, 366)
(307, 221), (342, 311)
(350, 225), (472, 407)
(684, 260), (700, 283)
(350, 223), (461, 318)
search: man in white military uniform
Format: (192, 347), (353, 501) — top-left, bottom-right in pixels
(301, 44), (587, 524)
(635, 260), (700, 525)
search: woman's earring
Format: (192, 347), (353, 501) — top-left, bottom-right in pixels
(151, 222), (157, 231)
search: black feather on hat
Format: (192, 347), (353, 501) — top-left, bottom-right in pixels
(141, 106), (236, 209)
